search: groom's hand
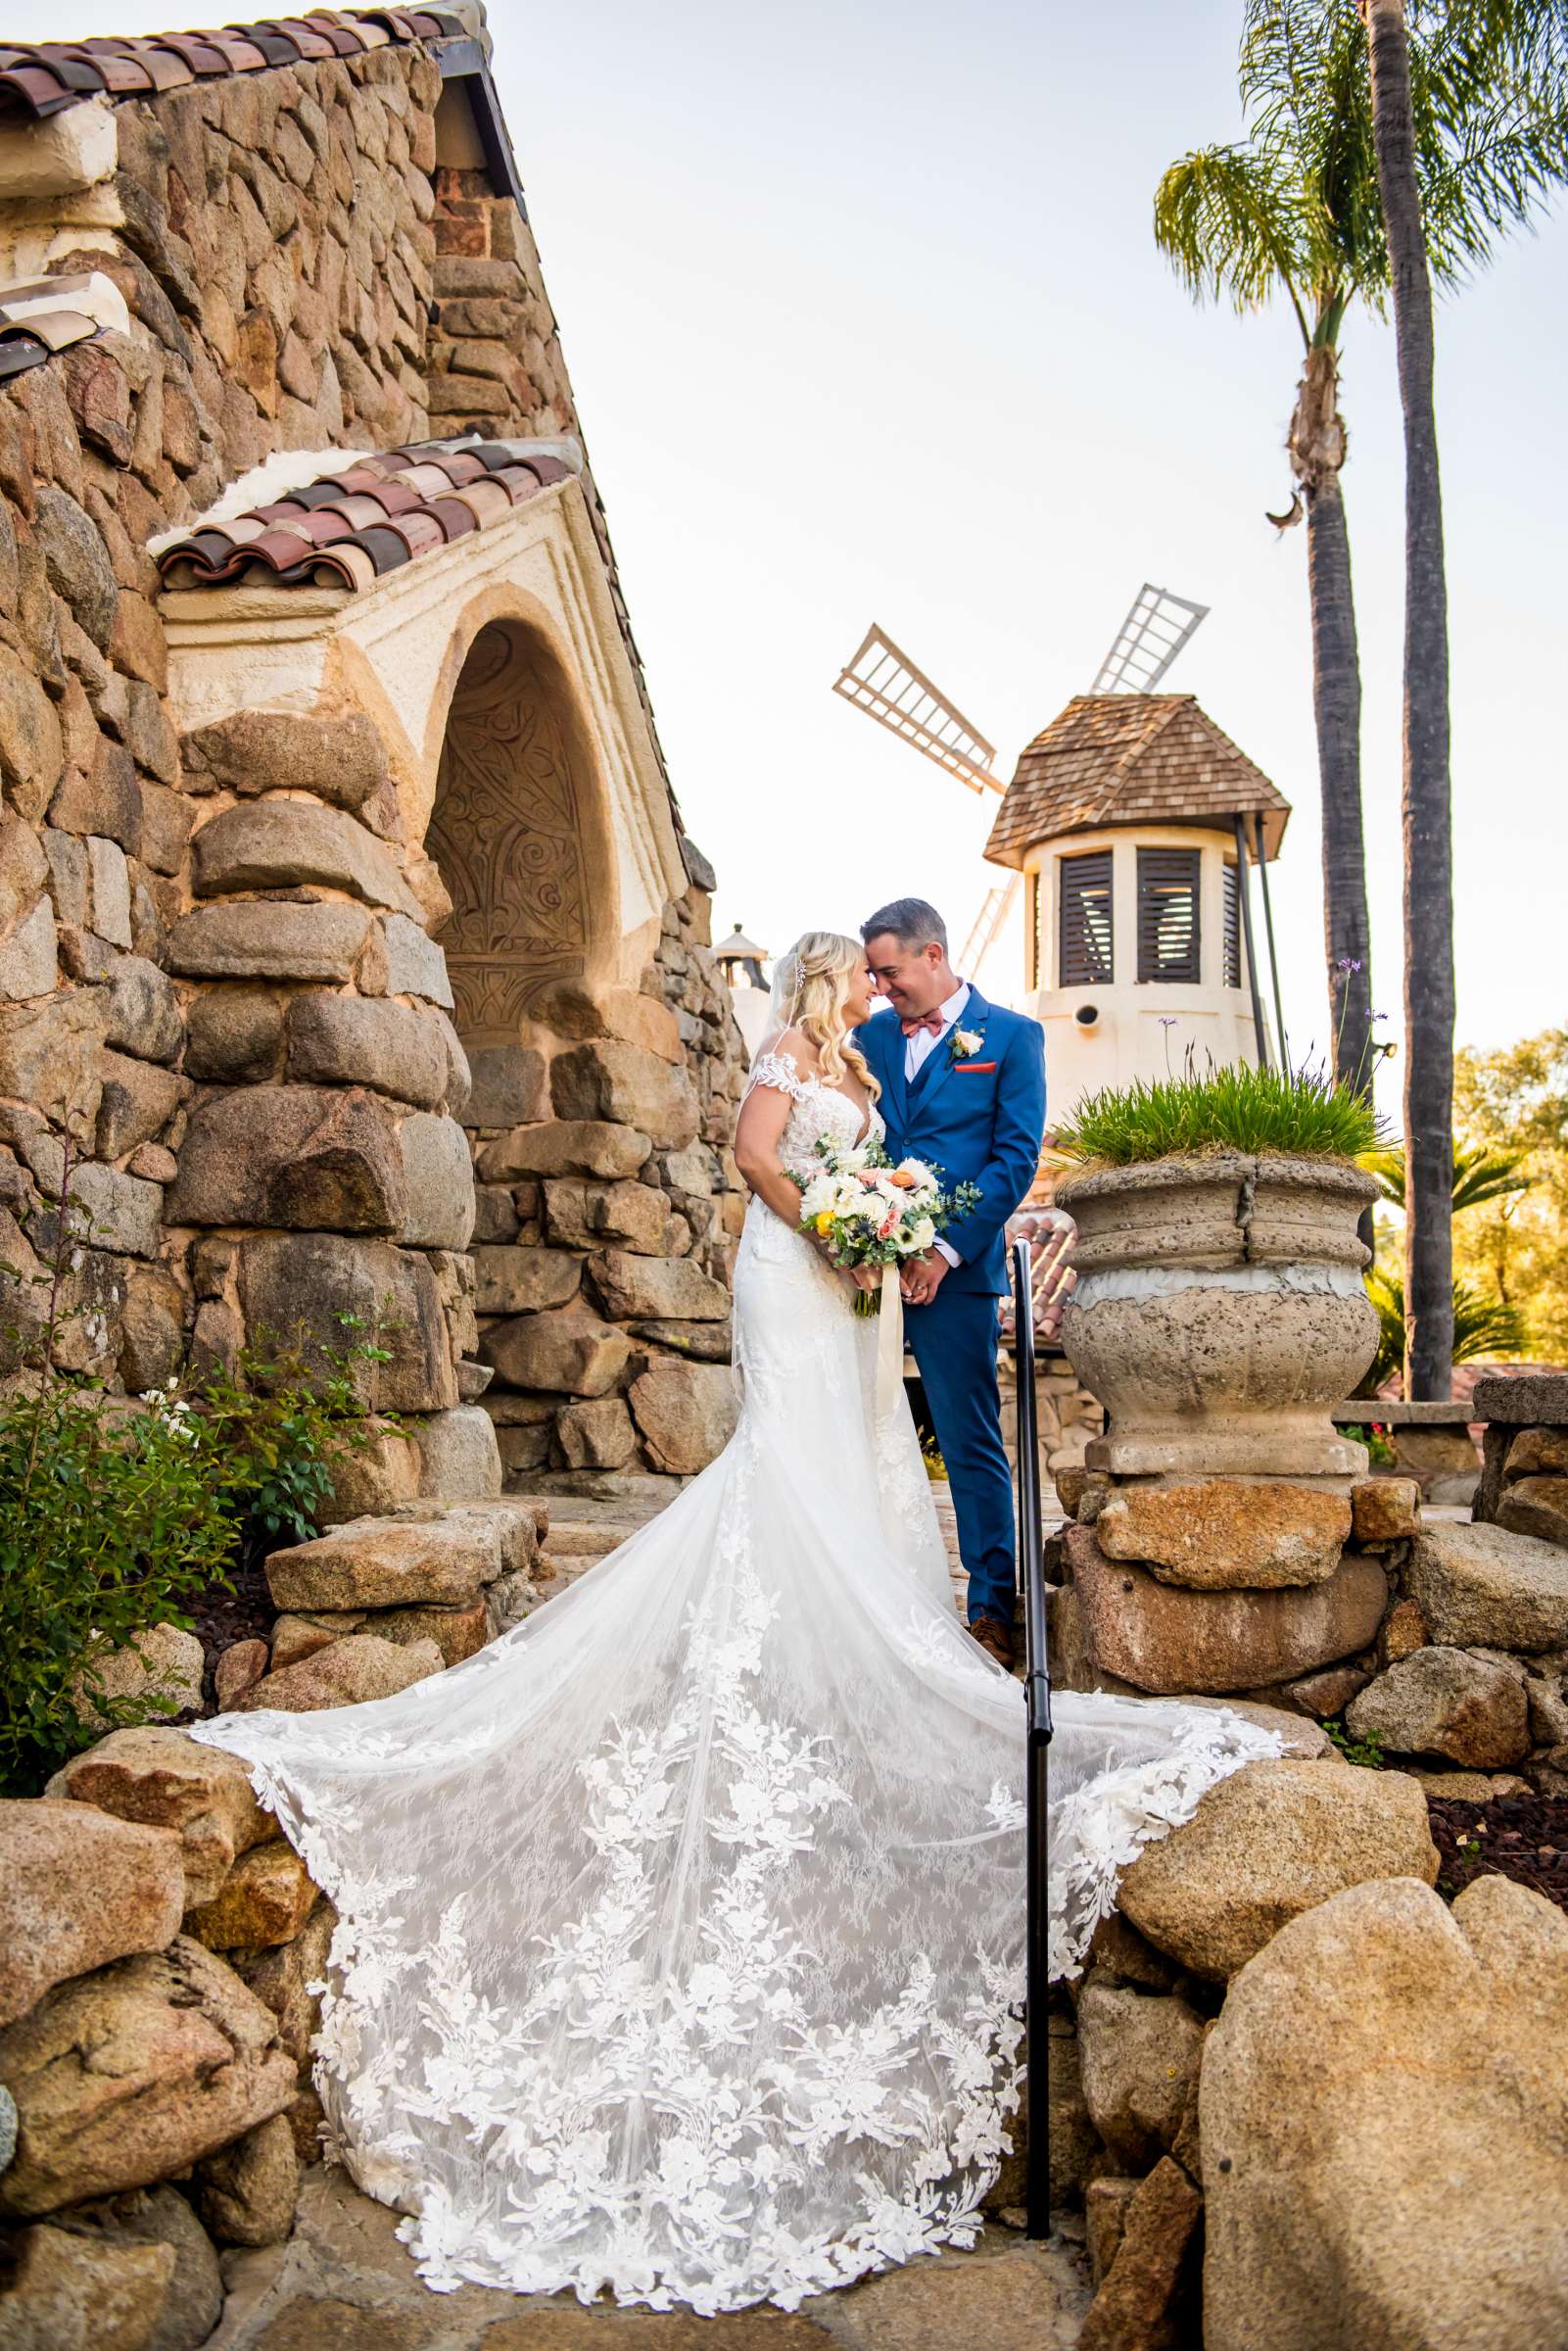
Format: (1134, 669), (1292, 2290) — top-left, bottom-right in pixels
(900, 1250), (949, 1308)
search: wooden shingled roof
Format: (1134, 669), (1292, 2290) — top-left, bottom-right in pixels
(984, 693), (1291, 869)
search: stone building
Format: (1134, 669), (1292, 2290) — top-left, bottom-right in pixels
(0, 4), (748, 1497)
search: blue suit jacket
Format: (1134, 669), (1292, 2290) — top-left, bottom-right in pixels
(854, 987), (1047, 1295)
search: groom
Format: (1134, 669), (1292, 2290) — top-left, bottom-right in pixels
(856, 898), (1047, 1669)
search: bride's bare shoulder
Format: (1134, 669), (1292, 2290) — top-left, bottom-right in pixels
(762, 1026), (823, 1078)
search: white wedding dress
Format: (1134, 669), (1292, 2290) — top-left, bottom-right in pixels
(192, 1054), (1277, 2315)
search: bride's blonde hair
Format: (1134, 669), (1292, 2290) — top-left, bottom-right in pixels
(771, 931), (880, 1100)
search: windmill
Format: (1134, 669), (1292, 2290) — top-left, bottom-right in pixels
(832, 585), (1211, 982)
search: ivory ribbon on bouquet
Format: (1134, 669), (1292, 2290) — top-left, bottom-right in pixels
(875, 1263), (905, 1422)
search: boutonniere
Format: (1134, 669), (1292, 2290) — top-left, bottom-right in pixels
(950, 1026), (985, 1063)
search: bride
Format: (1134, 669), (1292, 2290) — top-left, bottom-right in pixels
(192, 929), (1276, 2317)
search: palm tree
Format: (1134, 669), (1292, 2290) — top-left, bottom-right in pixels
(1360, 0), (1568, 1396)
(1361, 1267), (1529, 1392)
(1156, 0), (1383, 1100)
(1364, 1137), (1534, 1213)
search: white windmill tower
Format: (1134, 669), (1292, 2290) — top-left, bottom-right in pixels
(832, 586), (1291, 1121)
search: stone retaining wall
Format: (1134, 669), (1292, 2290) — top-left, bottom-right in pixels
(0, 27), (747, 1481)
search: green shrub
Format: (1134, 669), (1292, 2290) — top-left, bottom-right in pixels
(1052, 1058), (1384, 1169)
(0, 1145), (395, 1791)
(0, 1380), (240, 1794)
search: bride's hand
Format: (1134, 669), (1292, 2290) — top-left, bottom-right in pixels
(851, 1265), (881, 1294)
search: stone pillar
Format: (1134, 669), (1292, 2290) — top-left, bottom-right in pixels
(164, 705), (498, 1505)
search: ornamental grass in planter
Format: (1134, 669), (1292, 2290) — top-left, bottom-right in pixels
(1052, 1064), (1384, 1478)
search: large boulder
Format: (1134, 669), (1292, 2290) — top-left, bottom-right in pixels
(1402, 1519), (1568, 1651)
(396, 1111), (474, 1250)
(185, 1843), (320, 1952)
(167, 1085), (405, 1232)
(1094, 1480), (1352, 1590)
(0, 1799), (185, 2029)
(1497, 1474), (1568, 1550)
(0, 2220), (175, 2351)
(182, 709), (390, 813)
(190, 799), (422, 918)
(1116, 1758), (1438, 1981)
(1075, 1977), (1205, 2170)
(68, 1621), (206, 1734)
(47, 2183), (222, 2351)
(237, 1232), (457, 1415)
(480, 1303), (631, 1397)
(470, 1242), (582, 1315)
(629, 1359), (739, 1473)
(47, 1726), (278, 1909)
(166, 900), (371, 984)
(1064, 1525), (1388, 1695)
(549, 1038), (699, 1148)
(478, 1119), (651, 1182)
(1201, 1874), (1568, 2351)
(0, 1936), (297, 2215)
(1345, 1647), (1532, 1768)
(284, 990), (449, 1109)
(410, 1405), (502, 1501)
(1080, 2157), (1203, 2351)
(264, 1513), (506, 1610)
(194, 2111), (299, 2247)
(232, 1634), (442, 1714)
(591, 1249), (730, 1322)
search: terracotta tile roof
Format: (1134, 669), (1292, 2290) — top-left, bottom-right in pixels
(155, 437), (576, 593)
(0, 11), (465, 120)
(0, 270), (129, 383)
(985, 693), (1291, 868)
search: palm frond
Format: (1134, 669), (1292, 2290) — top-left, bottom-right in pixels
(1153, 144), (1316, 334)
(1364, 1265), (1531, 1389)
(1365, 1140), (1536, 1213)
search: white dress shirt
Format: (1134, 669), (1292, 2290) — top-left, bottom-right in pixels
(903, 982), (971, 1266)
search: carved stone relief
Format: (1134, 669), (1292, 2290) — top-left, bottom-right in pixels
(426, 622), (590, 1042)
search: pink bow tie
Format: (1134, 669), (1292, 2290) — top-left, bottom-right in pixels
(900, 1011), (945, 1038)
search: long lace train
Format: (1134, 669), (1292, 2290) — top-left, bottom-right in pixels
(191, 1057), (1277, 2313)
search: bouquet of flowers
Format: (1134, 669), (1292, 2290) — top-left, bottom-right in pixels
(789, 1137), (981, 1317)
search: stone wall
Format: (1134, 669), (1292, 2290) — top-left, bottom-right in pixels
(0, 33), (746, 1485)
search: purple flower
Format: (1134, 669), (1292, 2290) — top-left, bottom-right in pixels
(1158, 1016), (1178, 1028)
(1373, 1011), (1388, 1023)
(1337, 956), (1362, 973)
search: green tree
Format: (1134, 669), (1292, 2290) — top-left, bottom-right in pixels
(1156, 0), (1385, 1098)
(1360, 0), (1568, 1396)
(1451, 1025), (1568, 1357)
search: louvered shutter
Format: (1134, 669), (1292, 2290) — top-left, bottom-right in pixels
(1058, 851), (1114, 985)
(1222, 861), (1241, 987)
(1137, 847), (1201, 984)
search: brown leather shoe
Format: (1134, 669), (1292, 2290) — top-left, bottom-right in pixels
(969, 1611), (1016, 1670)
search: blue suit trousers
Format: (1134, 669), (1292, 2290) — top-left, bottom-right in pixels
(904, 1282), (1015, 1625)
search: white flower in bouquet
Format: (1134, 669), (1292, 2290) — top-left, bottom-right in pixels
(905, 1216), (936, 1251)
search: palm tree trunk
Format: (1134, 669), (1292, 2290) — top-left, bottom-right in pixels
(1366, 0), (1455, 1400)
(1305, 468), (1372, 1098)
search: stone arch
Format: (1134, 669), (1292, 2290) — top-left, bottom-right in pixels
(422, 613), (621, 1051)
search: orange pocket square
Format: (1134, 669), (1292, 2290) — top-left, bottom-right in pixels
(956, 1061), (997, 1073)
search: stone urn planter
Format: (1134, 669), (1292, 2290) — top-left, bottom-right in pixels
(1056, 1152), (1379, 1477)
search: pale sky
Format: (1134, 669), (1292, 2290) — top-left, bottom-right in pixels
(58, 0), (1568, 1095)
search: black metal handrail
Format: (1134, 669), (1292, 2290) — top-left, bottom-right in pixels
(1010, 1234), (1054, 2240)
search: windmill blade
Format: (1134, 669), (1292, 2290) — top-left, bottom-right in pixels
(961, 876), (1021, 977)
(1092, 584), (1210, 695)
(832, 624), (1005, 795)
